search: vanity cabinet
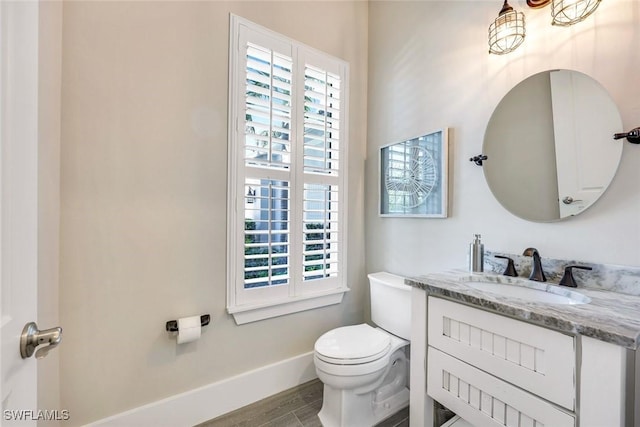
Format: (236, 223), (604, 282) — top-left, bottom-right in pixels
(427, 297), (575, 426)
(409, 287), (637, 427)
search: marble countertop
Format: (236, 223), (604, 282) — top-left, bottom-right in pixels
(407, 270), (640, 350)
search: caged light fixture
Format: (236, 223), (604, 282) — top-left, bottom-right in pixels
(488, 0), (526, 55)
(489, 0), (602, 54)
(550, 0), (601, 26)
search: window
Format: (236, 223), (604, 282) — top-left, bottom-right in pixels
(227, 15), (349, 324)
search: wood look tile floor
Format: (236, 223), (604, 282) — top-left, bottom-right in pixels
(195, 379), (409, 427)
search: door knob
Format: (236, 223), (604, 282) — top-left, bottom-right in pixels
(562, 196), (582, 205)
(20, 322), (62, 359)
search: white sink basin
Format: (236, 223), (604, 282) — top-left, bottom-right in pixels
(464, 280), (591, 305)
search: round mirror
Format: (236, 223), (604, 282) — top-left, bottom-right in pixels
(483, 70), (623, 222)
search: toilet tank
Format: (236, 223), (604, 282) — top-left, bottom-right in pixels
(368, 272), (411, 340)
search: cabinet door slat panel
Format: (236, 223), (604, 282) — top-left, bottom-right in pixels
(428, 347), (575, 427)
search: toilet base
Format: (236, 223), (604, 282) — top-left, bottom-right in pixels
(317, 385), (409, 427)
(314, 329), (410, 427)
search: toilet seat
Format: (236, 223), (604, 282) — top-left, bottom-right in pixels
(314, 324), (391, 365)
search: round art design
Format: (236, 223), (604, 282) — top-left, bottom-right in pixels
(385, 146), (437, 208)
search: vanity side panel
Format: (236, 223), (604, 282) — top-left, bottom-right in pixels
(627, 347), (638, 427)
(580, 336), (626, 427)
(410, 287), (434, 426)
(635, 348), (639, 427)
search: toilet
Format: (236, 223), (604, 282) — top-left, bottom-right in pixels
(313, 272), (411, 427)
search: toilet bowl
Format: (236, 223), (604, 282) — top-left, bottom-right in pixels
(313, 272), (411, 427)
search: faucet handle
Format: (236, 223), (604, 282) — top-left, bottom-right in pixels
(494, 255), (518, 277)
(559, 265), (593, 288)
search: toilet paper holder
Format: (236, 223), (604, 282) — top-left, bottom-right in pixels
(165, 314), (210, 332)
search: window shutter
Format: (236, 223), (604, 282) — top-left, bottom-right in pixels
(302, 184), (339, 281)
(303, 65), (341, 175)
(245, 43), (293, 169)
(243, 178), (290, 289)
(228, 16), (348, 319)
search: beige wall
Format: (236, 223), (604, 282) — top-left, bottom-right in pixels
(59, 1), (368, 424)
(38, 1), (62, 422)
(366, 1), (640, 281)
(53, 1), (640, 424)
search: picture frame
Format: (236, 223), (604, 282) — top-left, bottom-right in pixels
(379, 128), (449, 218)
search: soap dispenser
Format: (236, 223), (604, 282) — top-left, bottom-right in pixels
(469, 234), (484, 273)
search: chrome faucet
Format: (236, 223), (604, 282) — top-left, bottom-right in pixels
(523, 247), (546, 282)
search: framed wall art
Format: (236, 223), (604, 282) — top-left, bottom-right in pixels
(379, 129), (449, 218)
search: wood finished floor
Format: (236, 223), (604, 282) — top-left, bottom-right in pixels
(195, 379), (409, 427)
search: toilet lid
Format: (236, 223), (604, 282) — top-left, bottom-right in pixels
(314, 324), (391, 363)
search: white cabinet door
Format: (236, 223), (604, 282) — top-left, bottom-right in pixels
(428, 347), (575, 427)
(428, 297), (575, 410)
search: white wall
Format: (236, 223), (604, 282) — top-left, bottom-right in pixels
(366, 1), (640, 281)
(58, 2), (368, 425)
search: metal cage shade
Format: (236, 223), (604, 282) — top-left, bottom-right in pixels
(488, 9), (526, 55)
(551, 0), (601, 26)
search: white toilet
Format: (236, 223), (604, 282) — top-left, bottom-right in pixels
(313, 272), (411, 427)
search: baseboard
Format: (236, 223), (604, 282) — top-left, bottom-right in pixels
(85, 351), (317, 427)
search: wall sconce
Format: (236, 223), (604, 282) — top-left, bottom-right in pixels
(488, 0), (526, 55)
(489, 0), (602, 54)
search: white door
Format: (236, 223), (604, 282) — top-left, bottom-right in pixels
(551, 70), (623, 218)
(1, 2), (40, 424)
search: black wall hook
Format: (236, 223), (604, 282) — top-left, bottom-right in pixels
(613, 127), (640, 144)
(470, 154), (488, 166)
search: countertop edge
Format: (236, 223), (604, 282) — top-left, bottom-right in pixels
(406, 275), (639, 350)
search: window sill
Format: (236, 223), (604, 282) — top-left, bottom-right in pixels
(228, 288), (349, 325)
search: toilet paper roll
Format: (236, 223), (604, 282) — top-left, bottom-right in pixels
(176, 316), (201, 344)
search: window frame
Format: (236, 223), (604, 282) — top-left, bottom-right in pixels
(227, 15), (350, 324)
